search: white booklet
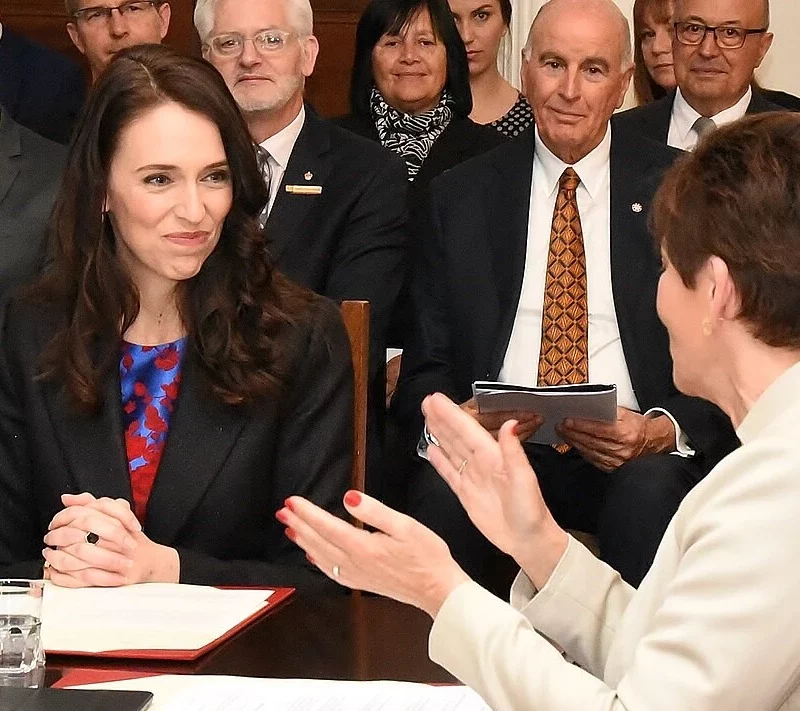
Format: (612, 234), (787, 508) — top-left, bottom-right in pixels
(41, 583), (275, 656)
(473, 381), (617, 445)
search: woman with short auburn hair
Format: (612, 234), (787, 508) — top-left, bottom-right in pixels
(0, 44), (353, 593)
(280, 113), (800, 708)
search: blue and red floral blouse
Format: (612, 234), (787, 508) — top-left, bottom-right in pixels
(119, 338), (187, 523)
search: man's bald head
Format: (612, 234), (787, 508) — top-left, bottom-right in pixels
(674, 0), (770, 27)
(525, 0), (633, 69)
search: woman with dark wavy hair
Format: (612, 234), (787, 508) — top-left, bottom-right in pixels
(0, 43), (353, 592)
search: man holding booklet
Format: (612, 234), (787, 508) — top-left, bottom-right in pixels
(391, 0), (739, 589)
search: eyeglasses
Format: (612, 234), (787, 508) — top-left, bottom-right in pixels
(205, 29), (296, 58)
(72, 1), (160, 25)
(673, 21), (768, 49)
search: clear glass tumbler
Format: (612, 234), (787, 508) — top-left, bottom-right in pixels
(0, 580), (45, 686)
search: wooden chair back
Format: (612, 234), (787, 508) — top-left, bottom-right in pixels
(340, 301), (369, 494)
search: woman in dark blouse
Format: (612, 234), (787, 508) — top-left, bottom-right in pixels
(334, 0), (502, 188)
(0, 44), (353, 593)
(448, 0), (533, 137)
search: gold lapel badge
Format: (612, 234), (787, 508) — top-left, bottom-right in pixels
(285, 185), (323, 195)
(304, 171), (313, 180)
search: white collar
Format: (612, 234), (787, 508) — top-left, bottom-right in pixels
(534, 124), (611, 200)
(737, 359), (800, 444)
(672, 86), (752, 143)
(258, 105), (306, 171)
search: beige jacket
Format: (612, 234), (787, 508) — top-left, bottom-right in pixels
(430, 361), (800, 711)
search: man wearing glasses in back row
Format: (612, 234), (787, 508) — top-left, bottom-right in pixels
(66, 0), (171, 82)
(616, 0), (790, 151)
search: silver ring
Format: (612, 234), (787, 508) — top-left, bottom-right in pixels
(457, 459), (467, 475)
(332, 564), (341, 578)
(85, 531), (100, 545)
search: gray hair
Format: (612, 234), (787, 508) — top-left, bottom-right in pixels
(194, 0), (314, 43)
(523, 0), (632, 69)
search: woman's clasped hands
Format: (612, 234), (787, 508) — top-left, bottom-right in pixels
(42, 493), (179, 587)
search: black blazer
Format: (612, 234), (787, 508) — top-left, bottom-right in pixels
(265, 108), (407, 384)
(392, 124), (739, 472)
(333, 113), (504, 193)
(0, 27), (85, 145)
(333, 113), (503, 349)
(0, 294), (353, 593)
(0, 109), (65, 297)
(614, 88), (784, 144)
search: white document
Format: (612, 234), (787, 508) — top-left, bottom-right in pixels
(71, 675), (492, 711)
(473, 381), (618, 445)
(41, 583), (272, 653)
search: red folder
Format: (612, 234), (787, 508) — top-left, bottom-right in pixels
(46, 586), (294, 662)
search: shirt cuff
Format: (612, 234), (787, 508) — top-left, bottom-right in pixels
(644, 407), (696, 457)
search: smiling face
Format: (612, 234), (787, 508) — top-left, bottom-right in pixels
(522, 0), (633, 163)
(67, 0), (171, 80)
(105, 101), (233, 293)
(448, 0), (507, 78)
(640, 1), (676, 90)
(202, 0), (318, 118)
(672, 0), (773, 117)
(371, 7), (448, 115)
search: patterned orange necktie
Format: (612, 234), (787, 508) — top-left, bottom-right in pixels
(537, 167), (588, 388)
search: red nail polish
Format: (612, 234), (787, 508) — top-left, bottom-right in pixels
(344, 490), (362, 507)
(305, 553), (316, 565)
(510, 420), (519, 436)
(275, 509), (288, 525)
(284, 498), (295, 512)
(284, 527), (297, 542)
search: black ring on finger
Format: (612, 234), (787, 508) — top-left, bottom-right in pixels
(85, 531), (100, 545)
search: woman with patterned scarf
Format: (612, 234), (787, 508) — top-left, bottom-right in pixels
(334, 0), (501, 188)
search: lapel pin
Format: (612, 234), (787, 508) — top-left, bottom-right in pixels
(286, 184), (322, 195)
(631, 202), (643, 213)
(304, 171), (313, 181)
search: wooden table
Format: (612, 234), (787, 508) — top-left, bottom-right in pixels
(47, 594), (457, 686)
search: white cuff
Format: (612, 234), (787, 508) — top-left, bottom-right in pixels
(644, 407), (695, 457)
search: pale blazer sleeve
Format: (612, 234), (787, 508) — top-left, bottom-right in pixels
(429, 437), (800, 711)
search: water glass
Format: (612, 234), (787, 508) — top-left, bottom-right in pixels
(0, 580), (45, 685)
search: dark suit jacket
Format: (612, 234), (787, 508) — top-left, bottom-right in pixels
(614, 88), (783, 145)
(392, 124), (739, 473)
(0, 294), (353, 593)
(265, 108), (407, 495)
(760, 88), (800, 111)
(333, 113), (503, 349)
(0, 27), (85, 145)
(332, 113), (504, 193)
(0, 109), (65, 297)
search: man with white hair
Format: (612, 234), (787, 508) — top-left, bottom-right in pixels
(195, 0), (407, 497)
(392, 0), (739, 591)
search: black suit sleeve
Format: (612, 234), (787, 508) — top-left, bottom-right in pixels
(390, 186), (461, 444)
(176, 298), (354, 593)
(0, 300), (46, 578)
(321, 153), (408, 389)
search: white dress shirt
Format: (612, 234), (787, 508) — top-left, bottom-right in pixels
(667, 86), (751, 151)
(258, 105), (306, 216)
(500, 126), (639, 412)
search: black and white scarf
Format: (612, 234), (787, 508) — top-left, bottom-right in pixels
(370, 87), (453, 181)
